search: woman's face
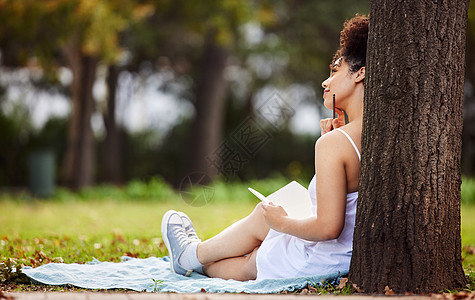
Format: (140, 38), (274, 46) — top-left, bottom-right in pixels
(321, 58), (358, 111)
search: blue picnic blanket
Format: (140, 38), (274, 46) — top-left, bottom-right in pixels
(21, 256), (347, 293)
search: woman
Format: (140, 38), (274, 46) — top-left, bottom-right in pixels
(161, 14), (368, 281)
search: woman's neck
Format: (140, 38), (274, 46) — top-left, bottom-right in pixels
(344, 88), (364, 124)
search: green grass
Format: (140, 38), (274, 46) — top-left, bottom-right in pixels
(0, 176), (475, 293)
(0, 176), (291, 265)
(462, 177), (475, 205)
(0, 199), (257, 266)
(462, 205), (475, 246)
(462, 205), (475, 280)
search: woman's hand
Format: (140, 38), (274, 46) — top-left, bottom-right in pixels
(320, 109), (345, 135)
(261, 202), (288, 232)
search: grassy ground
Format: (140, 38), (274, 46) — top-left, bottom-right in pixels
(0, 199), (256, 265)
(462, 205), (475, 282)
(1, 176), (475, 293)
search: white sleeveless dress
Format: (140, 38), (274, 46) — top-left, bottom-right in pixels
(255, 128), (361, 280)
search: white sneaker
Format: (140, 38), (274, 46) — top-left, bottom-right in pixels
(160, 210), (194, 276)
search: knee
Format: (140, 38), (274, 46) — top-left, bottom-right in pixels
(249, 203), (266, 224)
(252, 202), (265, 217)
(249, 203), (270, 240)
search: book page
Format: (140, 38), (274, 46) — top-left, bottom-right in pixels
(249, 181), (312, 219)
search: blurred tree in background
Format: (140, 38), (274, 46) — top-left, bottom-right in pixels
(463, 2), (475, 177)
(1, 0), (474, 190)
(0, 0), (157, 188)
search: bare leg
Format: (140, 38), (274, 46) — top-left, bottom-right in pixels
(196, 203), (269, 278)
(203, 247), (259, 281)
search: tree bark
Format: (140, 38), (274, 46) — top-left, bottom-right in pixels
(62, 43), (98, 188)
(102, 65), (123, 183)
(186, 32), (229, 180)
(349, 0), (469, 293)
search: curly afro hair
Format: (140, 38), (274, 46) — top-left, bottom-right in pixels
(331, 14), (369, 73)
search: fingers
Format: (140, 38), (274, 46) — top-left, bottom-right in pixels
(321, 109), (345, 134)
(261, 202), (276, 218)
(261, 201), (275, 209)
(261, 202), (268, 210)
(337, 108), (345, 122)
(320, 118), (333, 135)
(332, 116), (344, 129)
(333, 110), (346, 129)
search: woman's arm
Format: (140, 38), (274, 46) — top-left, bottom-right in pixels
(262, 131), (349, 242)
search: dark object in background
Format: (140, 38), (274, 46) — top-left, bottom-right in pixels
(28, 150), (55, 197)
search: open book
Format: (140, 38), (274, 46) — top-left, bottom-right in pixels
(248, 181), (313, 219)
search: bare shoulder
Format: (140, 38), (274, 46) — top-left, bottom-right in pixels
(315, 126), (361, 165)
(315, 129), (349, 154)
(316, 123), (361, 153)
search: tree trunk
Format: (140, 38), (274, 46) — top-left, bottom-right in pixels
(62, 44), (98, 188)
(349, 0), (469, 293)
(186, 33), (229, 181)
(102, 65), (122, 183)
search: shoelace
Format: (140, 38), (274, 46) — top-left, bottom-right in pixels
(172, 224), (198, 277)
(185, 227), (200, 242)
(172, 227), (191, 248)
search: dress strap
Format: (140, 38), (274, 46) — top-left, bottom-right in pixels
(334, 128), (361, 161)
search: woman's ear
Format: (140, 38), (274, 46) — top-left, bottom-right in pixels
(355, 67), (365, 83)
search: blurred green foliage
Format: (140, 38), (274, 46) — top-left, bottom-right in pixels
(0, 111), (317, 187)
(2, 175), (474, 206)
(2, 0), (475, 191)
(0, 175), (290, 203)
(462, 177), (475, 206)
(0, 107), (67, 186)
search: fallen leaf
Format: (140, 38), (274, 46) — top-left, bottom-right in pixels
(307, 284), (318, 293)
(352, 283), (365, 293)
(384, 285), (395, 295)
(453, 291), (470, 299)
(336, 277), (349, 289)
(53, 257), (64, 263)
(114, 234), (126, 243)
(125, 252), (138, 258)
(35, 250), (47, 259)
(463, 246), (475, 255)
(201, 288), (206, 293)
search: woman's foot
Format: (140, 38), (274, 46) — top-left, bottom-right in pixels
(161, 210), (203, 276)
(161, 210), (194, 276)
(177, 211), (203, 274)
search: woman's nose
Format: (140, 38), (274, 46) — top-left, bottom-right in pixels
(322, 77), (329, 89)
